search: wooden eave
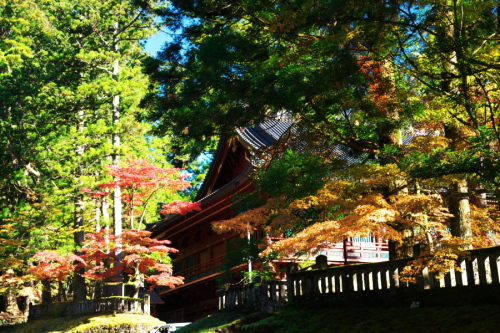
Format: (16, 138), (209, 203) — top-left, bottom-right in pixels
(158, 263), (248, 296)
(150, 163), (253, 239)
(195, 137), (234, 200)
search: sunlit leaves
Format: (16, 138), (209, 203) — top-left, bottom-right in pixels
(29, 229), (184, 290)
(86, 159), (200, 228)
(214, 161), (500, 266)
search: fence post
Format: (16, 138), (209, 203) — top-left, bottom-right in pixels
(389, 263), (399, 289)
(287, 263), (299, 303)
(476, 253), (488, 285)
(443, 270), (453, 288)
(315, 255), (328, 269)
(216, 290), (222, 310)
(355, 269), (363, 292)
(363, 269), (371, 291)
(342, 268), (352, 292)
(465, 257), (476, 286)
(489, 252), (500, 284)
(334, 271), (342, 293)
(144, 294), (150, 315)
(455, 258), (465, 287)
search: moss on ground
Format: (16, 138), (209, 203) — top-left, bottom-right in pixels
(10, 304), (500, 332)
(2, 312), (165, 333)
(174, 311), (251, 333)
(176, 305), (500, 333)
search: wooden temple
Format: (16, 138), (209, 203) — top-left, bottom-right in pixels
(149, 121), (389, 322)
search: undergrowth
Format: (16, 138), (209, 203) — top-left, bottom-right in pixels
(177, 305), (500, 333)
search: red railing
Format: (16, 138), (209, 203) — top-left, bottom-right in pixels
(319, 241), (389, 264)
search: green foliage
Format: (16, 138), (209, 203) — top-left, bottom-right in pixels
(216, 237), (267, 288)
(257, 150), (331, 201)
(0, 0), (185, 306)
(405, 149), (482, 179)
(231, 192), (267, 215)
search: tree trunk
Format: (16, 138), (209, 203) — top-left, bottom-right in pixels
(5, 289), (22, 315)
(41, 279), (52, 305)
(111, 21), (123, 297)
(449, 179), (472, 247)
(58, 280), (68, 303)
(389, 228), (414, 260)
(73, 194), (87, 301)
(444, 124), (473, 247)
(73, 108), (87, 301)
(131, 275), (144, 299)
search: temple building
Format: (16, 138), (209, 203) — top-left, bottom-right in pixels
(149, 120), (389, 322)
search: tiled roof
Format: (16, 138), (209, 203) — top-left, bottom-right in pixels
(239, 120), (369, 166)
(236, 120), (293, 150)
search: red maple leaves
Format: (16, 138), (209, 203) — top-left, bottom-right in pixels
(29, 229), (184, 290)
(82, 160), (202, 228)
(159, 200), (202, 215)
(98, 159), (191, 194)
(29, 160), (200, 293)
(28, 252), (86, 282)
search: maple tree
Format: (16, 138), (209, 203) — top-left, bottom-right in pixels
(92, 160), (201, 230)
(73, 159), (200, 297)
(28, 229), (184, 299)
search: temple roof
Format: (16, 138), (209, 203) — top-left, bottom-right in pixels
(236, 120), (293, 150)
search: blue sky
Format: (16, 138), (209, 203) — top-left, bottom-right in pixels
(143, 30), (170, 57)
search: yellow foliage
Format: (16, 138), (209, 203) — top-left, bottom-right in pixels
(211, 197), (284, 235)
(399, 246), (466, 284)
(406, 136), (450, 154)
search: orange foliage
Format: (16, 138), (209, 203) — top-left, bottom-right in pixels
(213, 163), (500, 267)
(399, 247), (465, 284)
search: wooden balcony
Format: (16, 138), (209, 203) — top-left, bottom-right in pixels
(174, 254), (226, 283)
